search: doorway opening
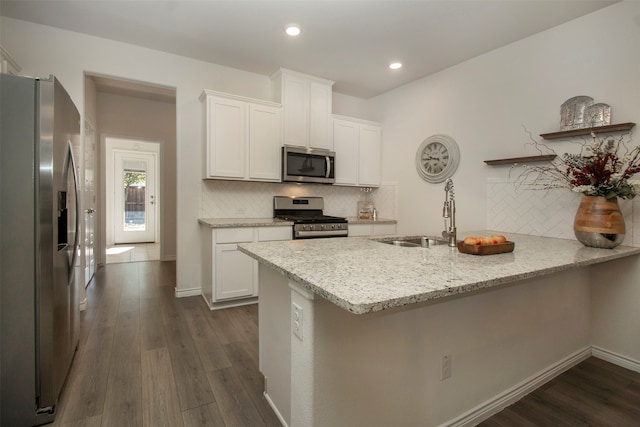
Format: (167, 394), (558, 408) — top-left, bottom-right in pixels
(84, 73), (176, 268)
(105, 137), (161, 263)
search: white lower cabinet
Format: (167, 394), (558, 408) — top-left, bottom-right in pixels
(348, 223), (397, 236)
(201, 225), (291, 309)
(215, 244), (256, 300)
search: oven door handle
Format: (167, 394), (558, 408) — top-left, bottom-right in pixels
(296, 229), (348, 238)
(325, 156), (331, 179)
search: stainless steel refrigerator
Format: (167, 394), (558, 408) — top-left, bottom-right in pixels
(1, 74), (81, 426)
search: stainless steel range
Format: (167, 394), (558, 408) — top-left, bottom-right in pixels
(274, 196), (348, 239)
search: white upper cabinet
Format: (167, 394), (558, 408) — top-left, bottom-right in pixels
(205, 96), (247, 179)
(201, 90), (281, 182)
(272, 69), (334, 150)
(333, 119), (359, 185)
(308, 81), (333, 150)
(249, 103), (282, 181)
(333, 115), (382, 187)
(357, 124), (382, 187)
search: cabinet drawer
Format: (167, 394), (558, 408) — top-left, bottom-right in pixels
(215, 228), (254, 244)
(258, 226), (292, 242)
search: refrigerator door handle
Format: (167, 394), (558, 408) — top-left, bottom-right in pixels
(66, 140), (80, 278)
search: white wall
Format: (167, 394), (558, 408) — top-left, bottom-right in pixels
(591, 256), (640, 365)
(370, 0), (640, 237)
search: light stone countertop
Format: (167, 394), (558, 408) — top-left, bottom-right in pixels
(198, 217), (293, 228)
(198, 217), (397, 227)
(238, 231), (640, 314)
(347, 217), (397, 225)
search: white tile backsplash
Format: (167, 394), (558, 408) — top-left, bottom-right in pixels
(200, 180), (397, 219)
(486, 178), (636, 246)
(200, 178), (639, 247)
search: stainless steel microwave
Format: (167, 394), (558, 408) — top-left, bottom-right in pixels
(282, 145), (335, 184)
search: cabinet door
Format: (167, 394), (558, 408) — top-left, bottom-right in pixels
(373, 224), (396, 235)
(282, 74), (309, 147)
(207, 97), (246, 178)
(358, 124), (382, 186)
(215, 243), (256, 300)
(333, 119), (359, 185)
(348, 224), (373, 236)
(309, 81), (333, 150)
(249, 104), (281, 181)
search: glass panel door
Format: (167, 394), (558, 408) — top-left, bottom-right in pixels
(114, 151), (156, 244)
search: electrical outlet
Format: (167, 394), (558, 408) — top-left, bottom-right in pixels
(292, 302), (303, 340)
(441, 354), (452, 380)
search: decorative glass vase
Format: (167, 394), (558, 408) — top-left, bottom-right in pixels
(573, 195), (625, 248)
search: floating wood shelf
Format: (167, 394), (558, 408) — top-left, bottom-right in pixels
(540, 122), (635, 140)
(484, 154), (556, 166)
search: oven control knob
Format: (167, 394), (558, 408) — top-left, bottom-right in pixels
(320, 224), (325, 230)
(331, 224), (335, 229)
(336, 224), (342, 229)
(303, 225), (309, 231)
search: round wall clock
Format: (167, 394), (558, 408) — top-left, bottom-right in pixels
(415, 134), (460, 183)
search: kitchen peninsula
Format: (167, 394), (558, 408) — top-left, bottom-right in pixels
(238, 232), (640, 426)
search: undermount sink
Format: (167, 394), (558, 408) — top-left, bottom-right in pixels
(375, 236), (448, 248)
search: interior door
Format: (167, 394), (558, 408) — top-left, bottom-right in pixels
(113, 150), (156, 244)
(83, 120), (96, 285)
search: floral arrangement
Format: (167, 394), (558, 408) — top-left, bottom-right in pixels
(512, 128), (640, 200)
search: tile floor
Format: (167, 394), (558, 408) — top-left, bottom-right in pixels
(106, 242), (160, 264)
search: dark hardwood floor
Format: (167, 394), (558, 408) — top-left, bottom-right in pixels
(50, 261), (280, 427)
(479, 356), (640, 427)
(50, 260), (640, 426)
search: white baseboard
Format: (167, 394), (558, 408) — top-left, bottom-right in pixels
(592, 346), (640, 373)
(442, 347), (592, 427)
(174, 287), (201, 298)
(264, 391), (288, 427)
(207, 297), (258, 311)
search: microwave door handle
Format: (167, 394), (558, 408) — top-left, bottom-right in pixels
(325, 156), (331, 178)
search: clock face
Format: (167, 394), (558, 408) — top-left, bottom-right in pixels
(421, 142), (450, 175)
(415, 135), (460, 183)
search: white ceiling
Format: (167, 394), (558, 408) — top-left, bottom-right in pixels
(1, 0), (618, 99)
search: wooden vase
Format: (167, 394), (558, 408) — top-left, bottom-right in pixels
(573, 195), (625, 248)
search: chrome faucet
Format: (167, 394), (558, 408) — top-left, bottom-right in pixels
(442, 179), (457, 247)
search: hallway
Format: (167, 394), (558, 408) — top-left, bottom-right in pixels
(52, 261), (280, 426)
(106, 242), (160, 264)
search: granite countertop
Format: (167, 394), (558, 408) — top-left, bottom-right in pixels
(238, 231), (640, 315)
(198, 217), (293, 228)
(347, 217), (397, 225)
(199, 217), (397, 227)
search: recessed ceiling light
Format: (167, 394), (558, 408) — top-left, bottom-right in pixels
(389, 62), (402, 70)
(285, 24), (302, 37)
